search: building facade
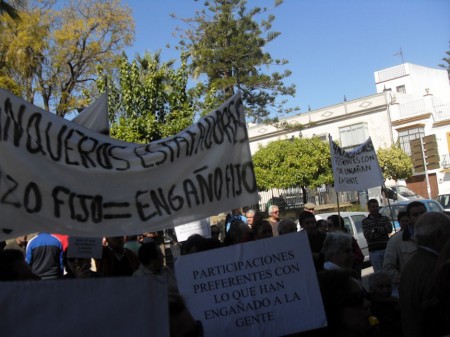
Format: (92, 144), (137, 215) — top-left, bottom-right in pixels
(248, 63), (450, 205)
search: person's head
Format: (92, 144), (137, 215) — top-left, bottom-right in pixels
(268, 205), (280, 221)
(322, 232), (354, 269)
(254, 220), (273, 240)
(224, 220), (249, 246)
(304, 202), (316, 214)
(106, 236), (125, 251)
(368, 271), (393, 301)
(415, 212), (450, 252)
(367, 199), (380, 216)
(210, 225), (221, 241)
(317, 269), (372, 336)
(298, 211), (317, 233)
(245, 209), (256, 227)
(316, 219), (328, 233)
(138, 241), (164, 273)
(406, 201), (427, 227)
(397, 210), (410, 230)
(231, 208), (241, 216)
(278, 219), (297, 235)
(327, 215), (345, 232)
(0, 249), (39, 281)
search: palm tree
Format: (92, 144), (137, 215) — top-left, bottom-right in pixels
(0, 0), (25, 20)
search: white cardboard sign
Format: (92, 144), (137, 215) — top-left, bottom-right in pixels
(175, 231), (327, 337)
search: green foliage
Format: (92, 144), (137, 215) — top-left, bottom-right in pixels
(377, 143), (413, 181)
(252, 137), (333, 191)
(97, 51), (196, 143)
(438, 41), (450, 79)
(173, 0), (297, 122)
(0, 0), (134, 115)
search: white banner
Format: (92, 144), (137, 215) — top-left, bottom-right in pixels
(0, 89), (258, 240)
(175, 231), (327, 337)
(72, 93), (109, 134)
(175, 217), (211, 242)
(0, 276), (169, 337)
(329, 135), (384, 192)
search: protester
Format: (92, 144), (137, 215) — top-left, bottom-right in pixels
(316, 220), (328, 234)
(400, 212), (450, 337)
(225, 208), (247, 233)
(124, 235), (141, 256)
(321, 232), (353, 271)
(245, 209), (256, 228)
(210, 225), (221, 242)
(383, 203), (425, 294)
(316, 269), (376, 337)
(299, 211), (326, 271)
(95, 236), (140, 277)
(362, 199), (392, 272)
(278, 219), (298, 235)
(252, 220), (274, 240)
(224, 220), (251, 245)
(327, 214), (364, 278)
(267, 205), (281, 236)
(25, 232), (64, 280)
(134, 240), (179, 294)
(368, 271), (403, 337)
(181, 234), (222, 255)
(0, 249), (40, 281)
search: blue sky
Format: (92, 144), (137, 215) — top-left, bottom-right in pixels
(123, 0), (450, 116)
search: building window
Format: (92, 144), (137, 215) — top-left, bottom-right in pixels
(398, 126), (425, 155)
(396, 85), (406, 94)
(339, 123), (369, 150)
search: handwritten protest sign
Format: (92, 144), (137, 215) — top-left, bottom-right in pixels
(0, 275), (169, 337)
(175, 231), (327, 337)
(0, 89), (258, 240)
(175, 218), (211, 242)
(329, 136), (384, 192)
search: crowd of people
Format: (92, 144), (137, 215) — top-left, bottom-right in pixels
(0, 200), (449, 337)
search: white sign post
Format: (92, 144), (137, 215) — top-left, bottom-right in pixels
(175, 231), (327, 337)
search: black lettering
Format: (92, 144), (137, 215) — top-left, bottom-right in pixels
(64, 129), (79, 166)
(52, 186), (70, 217)
(135, 190), (157, 221)
(26, 113), (45, 154)
(23, 182), (41, 213)
(183, 179), (200, 208)
(0, 174), (21, 207)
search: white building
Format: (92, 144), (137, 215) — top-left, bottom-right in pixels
(248, 63), (450, 201)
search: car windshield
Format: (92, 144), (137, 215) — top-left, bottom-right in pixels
(380, 205), (407, 221)
(394, 186), (418, 198)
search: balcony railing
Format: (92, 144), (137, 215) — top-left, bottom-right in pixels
(442, 154), (450, 170)
(433, 103), (450, 122)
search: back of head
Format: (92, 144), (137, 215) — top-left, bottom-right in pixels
(415, 212), (450, 252)
(278, 219), (297, 235)
(406, 201), (426, 215)
(138, 241), (160, 265)
(327, 215), (345, 232)
(298, 210), (315, 225)
(321, 232), (353, 261)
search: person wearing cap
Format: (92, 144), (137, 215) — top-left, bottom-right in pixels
(304, 202), (316, 214)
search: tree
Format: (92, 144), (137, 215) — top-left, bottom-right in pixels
(252, 137), (333, 203)
(377, 143), (413, 182)
(438, 41), (450, 79)
(0, 0), (134, 116)
(0, 0), (25, 20)
(173, 0), (297, 122)
(97, 51), (196, 143)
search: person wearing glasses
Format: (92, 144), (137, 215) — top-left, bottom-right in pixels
(267, 205), (280, 236)
(383, 201), (426, 295)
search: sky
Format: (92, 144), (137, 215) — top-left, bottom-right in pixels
(122, 0), (450, 117)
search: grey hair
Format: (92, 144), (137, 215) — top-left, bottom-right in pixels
(415, 212), (450, 251)
(245, 209), (256, 216)
(268, 205), (279, 214)
(321, 232), (353, 260)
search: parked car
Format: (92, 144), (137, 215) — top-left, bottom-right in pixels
(436, 193), (450, 212)
(379, 199), (445, 231)
(317, 212), (369, 263)
(381, 185), (423, 202)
